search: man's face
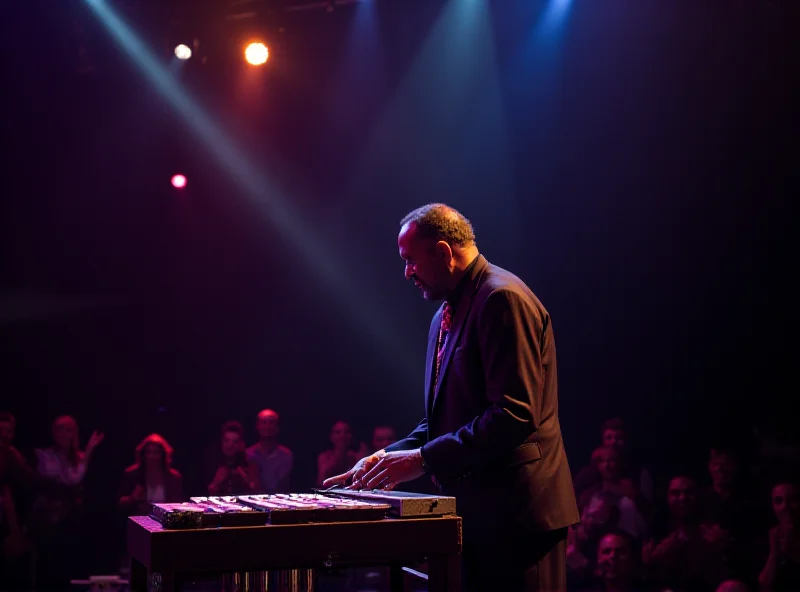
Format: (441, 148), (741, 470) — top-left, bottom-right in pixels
(53, 417), (77, 450)
(398, 223), (448, 301)
(597, 449), (620, 481)
(667, 476), (697, 518)
(596, 534), (632, 581)
(257, 411), (279, 439)
(372, 427), (397, 451)
(709, 451), (738, 487)
(602, 429), (626, 452)
(221, 431), (242, 457)
(0, 420), (14, 448)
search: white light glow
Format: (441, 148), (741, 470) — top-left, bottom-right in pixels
(174, 44), (192, 60)
(244, 42), (268, 66)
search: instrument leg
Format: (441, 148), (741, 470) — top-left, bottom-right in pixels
(427, 553), (461, 592)
(389, 564), (404, 592)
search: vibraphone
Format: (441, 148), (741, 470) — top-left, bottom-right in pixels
(128, 489), (461, 592)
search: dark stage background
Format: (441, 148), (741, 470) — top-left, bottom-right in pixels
(1, 0), (795, 570)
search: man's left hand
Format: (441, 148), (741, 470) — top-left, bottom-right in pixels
(357, 450), (425, 490)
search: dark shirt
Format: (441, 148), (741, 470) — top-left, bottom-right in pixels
(700, 486), (763, 536)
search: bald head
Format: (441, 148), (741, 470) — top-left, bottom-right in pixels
(256, 409), (280, 439)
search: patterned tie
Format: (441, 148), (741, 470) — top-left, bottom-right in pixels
(430, 302), (452, 494)
(433, 302), (453, 392)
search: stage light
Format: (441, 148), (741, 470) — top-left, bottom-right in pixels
(171, 174), (187, 188)
(174, 44), (192, 60)
(244, 42), (268, 66)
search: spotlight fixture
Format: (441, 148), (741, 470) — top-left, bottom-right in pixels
(174, 44), (192, 60)
(244, 42), (269, 66)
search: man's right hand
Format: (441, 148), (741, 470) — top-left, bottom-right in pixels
(322, 450), (385, 489)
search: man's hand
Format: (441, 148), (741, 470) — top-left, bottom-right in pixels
(358, 449), (425, 490)
(322, 451), (384, 488)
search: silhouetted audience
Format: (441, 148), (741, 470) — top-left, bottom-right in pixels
(246, 409), (293, 493)
(4, 407), (800, 591)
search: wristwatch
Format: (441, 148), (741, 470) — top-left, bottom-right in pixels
(419, 447), (433, 474)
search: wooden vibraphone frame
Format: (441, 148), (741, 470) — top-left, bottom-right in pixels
(127, 514), (462, 592)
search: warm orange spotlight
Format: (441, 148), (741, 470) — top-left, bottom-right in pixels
(244, 43), (269, 66)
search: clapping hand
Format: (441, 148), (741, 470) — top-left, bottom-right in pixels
(85, 430), (105, 459)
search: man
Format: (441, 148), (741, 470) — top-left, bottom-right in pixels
(573, 418), (653, 503)
(324, 204), (579, 590)
(246, 409), (293, 493)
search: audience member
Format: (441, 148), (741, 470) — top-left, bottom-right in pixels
(208, 421), (252, 495)
(317, 420), (359, 487)
(578, 446), (648, 540)
(119, 434), (184, 516)
(758, 480), (800, 591)
(32, 415), (103, 589)
(567, 491), (622, 587)
(0, 413), (35, 591)
(588, 532), (643, 592)
(356, 425), (398, 458)
(701, 446), (765, 583)
(574, 418), (654, 503)
(371, 425), (397, 453)
(701, 447), (759, 535)
(643, 475), (725, 591)
(246, 409), (293, 493)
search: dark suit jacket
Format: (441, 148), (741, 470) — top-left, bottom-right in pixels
(385, 255), (579, 539)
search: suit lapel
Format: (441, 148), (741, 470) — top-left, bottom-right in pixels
(424, 307), (442, 417)
(430, 286), (477, 413)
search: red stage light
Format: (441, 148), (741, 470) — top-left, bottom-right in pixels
(171, 174), (187, 188)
